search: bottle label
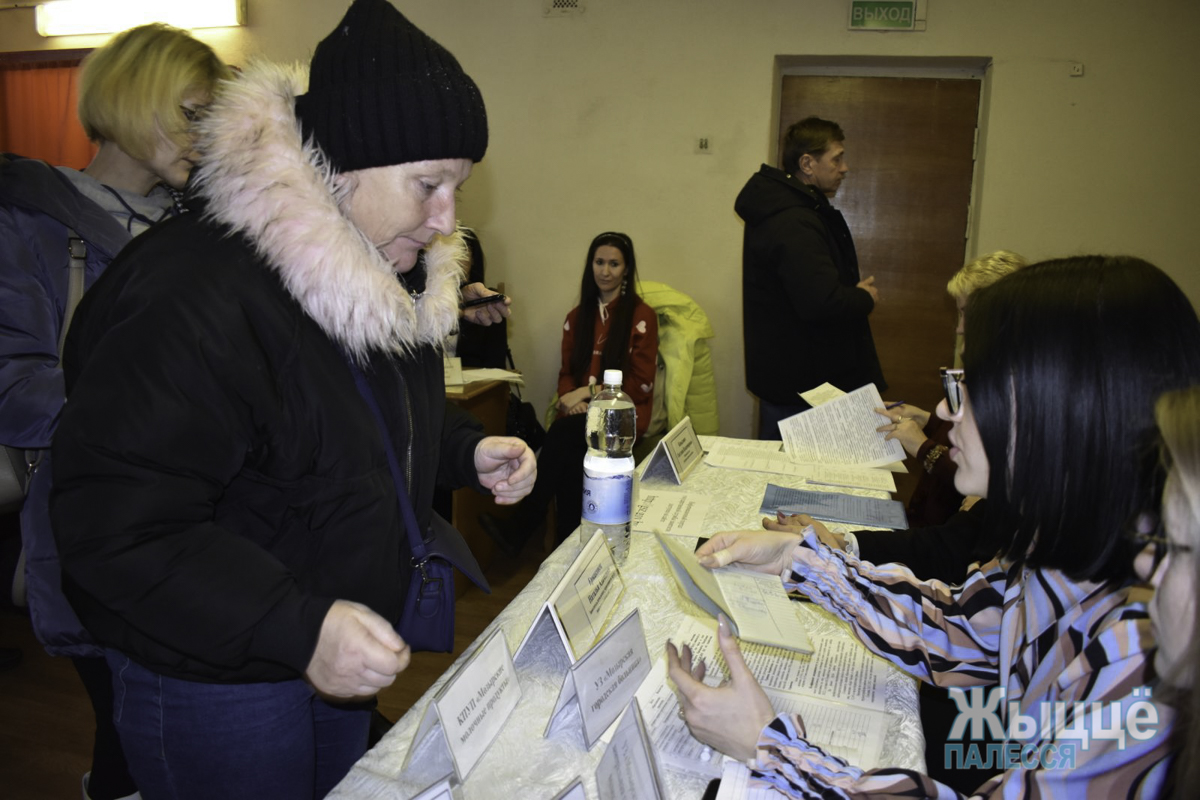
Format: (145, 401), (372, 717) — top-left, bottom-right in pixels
(581, 472), (632, 525)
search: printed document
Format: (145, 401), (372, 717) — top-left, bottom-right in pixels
(778, 384), (904, 468)
(654, 532), (811, 654)
(761, 484), (908, 529)
(704, 440), (896, 493)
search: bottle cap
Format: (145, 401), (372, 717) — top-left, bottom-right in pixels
(603, 369), (622, 386)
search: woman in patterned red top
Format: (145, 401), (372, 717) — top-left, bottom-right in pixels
(669, 256), (1200, 799)
(482, 232), (657, 552)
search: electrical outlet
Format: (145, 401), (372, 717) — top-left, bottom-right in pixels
(694, 137), (714, 155)
(1070, 62), (1084, 77)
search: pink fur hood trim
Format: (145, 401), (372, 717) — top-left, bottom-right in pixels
(189, 61), (465, 361)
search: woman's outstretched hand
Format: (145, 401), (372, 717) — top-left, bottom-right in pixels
(666, 614), (777, 762)
(475, 436), (536, 504)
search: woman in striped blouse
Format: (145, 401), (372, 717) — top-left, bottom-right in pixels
(670, 256), (1200, 798)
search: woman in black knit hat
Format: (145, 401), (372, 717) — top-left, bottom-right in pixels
(49, 2), (534, 797)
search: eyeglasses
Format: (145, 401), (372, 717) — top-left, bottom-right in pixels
(1128, 516), (1193, 576)
(940, 367), (965, 414)
(179, 105), (206, 124)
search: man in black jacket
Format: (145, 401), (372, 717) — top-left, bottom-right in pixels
(736, 116), (885, 439)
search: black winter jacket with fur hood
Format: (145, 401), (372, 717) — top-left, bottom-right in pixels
(50, 62), (484, 682)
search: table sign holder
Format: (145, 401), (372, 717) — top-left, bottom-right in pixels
(408, 775), (457, 800)
(550, 777), (588, 800)
(544, 608), (652, 749)
(401, 628), (522, 782)
(639, 415), (704, 484)
(595, 699), (666, 800)
(514, 529), (625, 668)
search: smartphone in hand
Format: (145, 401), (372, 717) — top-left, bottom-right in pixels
(460, 292), (507, 309)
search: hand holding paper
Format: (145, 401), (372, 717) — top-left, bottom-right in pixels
(694, 529), (803, 574)
(666, 615), (777, 762)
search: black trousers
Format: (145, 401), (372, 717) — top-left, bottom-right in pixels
(509, 413), (587, 543)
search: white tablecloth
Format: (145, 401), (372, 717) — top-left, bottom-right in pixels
(330, 437), (925, 799)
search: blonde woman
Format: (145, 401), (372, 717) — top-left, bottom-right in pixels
(1140, 387), (1200, 796)
(0, 23), (228, 800)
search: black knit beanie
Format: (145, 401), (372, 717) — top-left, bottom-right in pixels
(295, 0), (488, 171)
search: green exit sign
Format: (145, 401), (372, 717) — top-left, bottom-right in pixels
(849, 0), (917, 30)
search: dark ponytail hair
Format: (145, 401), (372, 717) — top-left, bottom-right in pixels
(569, 232), (641, 386)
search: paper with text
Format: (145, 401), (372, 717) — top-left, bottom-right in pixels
(595, 700), (665, 800)
(654, 532), (812, 654)
(570, 609), (653, 748)
(431, 629), (520, 779)
(704, 440), (896, 492)
(635, 658), (725, 778)
(632, 490), (712, 536)
(779, 384), (904, 467)
(515, 530), (625, 664)
(761, 484), (908, 529)
(673, 616), (889, 711)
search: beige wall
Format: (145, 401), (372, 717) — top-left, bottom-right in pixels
(5, 0), (1198, 437)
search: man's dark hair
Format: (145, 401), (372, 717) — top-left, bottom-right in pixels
(780, 116), (845, 176)
(964, 255), (1200, 583)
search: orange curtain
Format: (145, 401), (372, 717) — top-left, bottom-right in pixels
(0, 60), (97, 168)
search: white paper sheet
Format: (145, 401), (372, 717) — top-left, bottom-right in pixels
(654, 533), (812, 654)
(704, 440), (897, 493)
(632, 490), (712, 536)
(779, 384), (905, 468)
(799, 382), (846, 407)
(673, 616), (890, 711)
(635, 659), (725, 778)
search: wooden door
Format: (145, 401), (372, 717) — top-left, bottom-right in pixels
(779, 75), (979, 503)
(779, 75), (979, 410)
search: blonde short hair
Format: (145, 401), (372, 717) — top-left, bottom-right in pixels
(1160, 387), (1200, 537)
(1155, 386), (1200, 791)
(78, 23), (230, 161)
(946, 250), (1028, 302)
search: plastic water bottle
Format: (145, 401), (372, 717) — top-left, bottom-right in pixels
(582, 369), (636, 561)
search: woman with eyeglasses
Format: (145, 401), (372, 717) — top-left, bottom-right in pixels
(0, 24), (228, 800)
(1140, 387), (1200, 796)
(668, 255), (1200, 797)
(481, 231), (658, 552)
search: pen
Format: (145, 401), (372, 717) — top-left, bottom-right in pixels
(884, 400), (905, 410)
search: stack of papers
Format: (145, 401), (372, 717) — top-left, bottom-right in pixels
(761, 484), (908, 530)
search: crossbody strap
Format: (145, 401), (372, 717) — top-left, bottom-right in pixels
(344, 357), (429, 562)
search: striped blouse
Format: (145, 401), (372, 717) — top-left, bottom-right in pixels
(750, 530), (1174, 798)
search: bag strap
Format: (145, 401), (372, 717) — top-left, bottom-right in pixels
(504, 346), (524, 401)
(57, 230), (87, 360)
(20, 228), (87, 485)
(344, 357), (429, 562)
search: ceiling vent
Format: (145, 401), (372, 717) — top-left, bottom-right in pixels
(544, 0), (585, 17)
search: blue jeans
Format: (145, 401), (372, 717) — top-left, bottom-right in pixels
(106, 650), (371, 800)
